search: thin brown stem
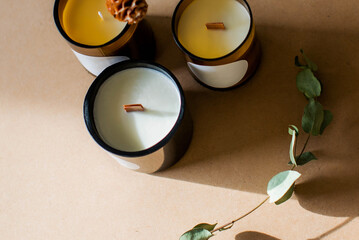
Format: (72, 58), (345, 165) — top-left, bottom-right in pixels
(211, 196), (269, 234)
(298, 134), (311, 159)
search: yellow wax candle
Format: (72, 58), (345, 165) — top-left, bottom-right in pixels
(177, 0), (251, 59)
(63, 0), (127, 46)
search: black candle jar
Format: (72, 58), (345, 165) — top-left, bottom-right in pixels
(83, 60), (193, 173)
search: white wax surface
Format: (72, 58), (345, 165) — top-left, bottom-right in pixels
(177, 0), (251, 59)
(93, 67), (181, 152)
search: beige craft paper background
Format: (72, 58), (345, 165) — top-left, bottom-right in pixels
(1, 0), (359, 239)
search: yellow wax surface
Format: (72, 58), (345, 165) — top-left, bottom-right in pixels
(63, 0), (127, 46)
(177, 0), (251, 59)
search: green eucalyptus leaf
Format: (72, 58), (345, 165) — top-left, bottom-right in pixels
(289, 131), (297, 166)
(296, 152), (317, 166)
(193, 223), (217, 232)
(302, 99), (324, 136)
(267, 170), (301, 203)
(296, 68), (321, 98)
(320, 110), (333, 134)
(288, 125), (299, 136)
(300, 50), (318, 71)
(218, 223), (233, 231)
(275, 184), (295, 205)
(180, 228), (213, 240)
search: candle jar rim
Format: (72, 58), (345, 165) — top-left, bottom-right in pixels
(171, 0), (254, 62)
(83, 60), (186, 158)
(53, 0), (131, 49)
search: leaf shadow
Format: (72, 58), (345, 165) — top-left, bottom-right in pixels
(306, 217), (356, 240)
(233, 218), (355, 240)
(235, 231), (281, 240)
(295, 171), (359, 217)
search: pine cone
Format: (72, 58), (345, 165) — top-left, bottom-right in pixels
(106, 0), (148, 25)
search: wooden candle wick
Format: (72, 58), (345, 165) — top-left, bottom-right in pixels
(206, 22), (226, 30)
(98, 11), (104, 21)
(123, 104), (145, 112)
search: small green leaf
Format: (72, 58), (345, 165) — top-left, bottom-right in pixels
(267, 170), (301, 203)
(193, 223), (217, 232)
(320, 110), (333, 134)
(218, 223), (233, 231)
(275, 184), (295, 205)
(180, 228), (213, 240)
(289, 131), (297, 166)
(300, 50), (318, 71)
(296, 152), (317, 166)
(302, 99), (324, 136)
(288, 125), (299, 136)
(296, 68), (321, 98)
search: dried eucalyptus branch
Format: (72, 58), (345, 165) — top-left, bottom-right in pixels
(179, 50), (333, 240)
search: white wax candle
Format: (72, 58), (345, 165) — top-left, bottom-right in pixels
(177, 0), (251, 59)
(93, 68), (181, 152)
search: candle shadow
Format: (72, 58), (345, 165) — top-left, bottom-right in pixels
(145, 15), (186, 71)
(152, 23), (359, 218)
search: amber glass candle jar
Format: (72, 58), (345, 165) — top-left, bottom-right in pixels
(172, 0), (261, 90)
(53, 0), (155, 76)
